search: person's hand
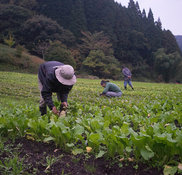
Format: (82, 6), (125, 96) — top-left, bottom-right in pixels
(100, 93), (105, 96)
(59, 102), (67, 118)
(52, 106), (59, 115)
(62, 102), (68, 108)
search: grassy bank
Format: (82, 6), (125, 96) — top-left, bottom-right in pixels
(0, 44), (44, 73)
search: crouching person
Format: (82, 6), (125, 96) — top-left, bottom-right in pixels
(100, 80), (122, 97)
(38, 61), (76, 116)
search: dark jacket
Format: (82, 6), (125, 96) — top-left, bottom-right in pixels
(38, 61), (73, 110)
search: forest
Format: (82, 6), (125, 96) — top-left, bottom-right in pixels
(0, 0), (182, 82)
(175, 36), (182, 53)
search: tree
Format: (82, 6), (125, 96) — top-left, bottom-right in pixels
(141, 9), (146, 19)
(21, 15), (72, 52)
(148, 8), (154, 23)
(128, 30), (150, 64)
(19, 0), (37, 10)
(0, 0), (38, 10)
(155, 18), (162, 30)
(0, 4), (32, 41)
(80, 31), (113, 57)
(128, 0), (142, 30)
(162, 30), (181, 54)
(82, 50), (121, 79)
(154, 48), (182, 82)
(68, 0), (87, 38)
(34, 41), (50, 60)
(45, 41), (76, 68)
(4, 33), (15, 48)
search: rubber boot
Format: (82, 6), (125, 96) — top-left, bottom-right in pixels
(124, 86), (127, 90)
(39, 106), (47, 116)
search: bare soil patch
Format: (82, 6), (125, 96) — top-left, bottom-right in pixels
(0, 138), (165, 175)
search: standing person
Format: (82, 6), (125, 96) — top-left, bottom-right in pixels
(122, 66), (134, 90)
(100, 80), (122, 97)
(38, 61), (76, 116)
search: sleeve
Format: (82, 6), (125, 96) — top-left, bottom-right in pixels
(59, 93), (68, 102)
(102, 84), (109, 94)
(57, 86), (73, 102)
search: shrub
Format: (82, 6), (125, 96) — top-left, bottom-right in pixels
(45, 41), (76, 68)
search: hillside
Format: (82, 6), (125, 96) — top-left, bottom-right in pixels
(175, 35), (182, 52)
(0, 0), (182, 82)
(0, 44), (44, 73)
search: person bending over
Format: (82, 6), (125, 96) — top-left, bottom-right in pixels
(38, 61), (76, 116)
(100, 80), (122, 97)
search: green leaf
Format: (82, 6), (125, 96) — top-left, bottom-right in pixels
(96, 150), (106, 158)
(140, 145), (154, 160)
(66, 143), (74, 147)
(90, 119), (102, 131)
(44, 136), (55, 142)
(72, 148), (83, 155)
(74, 125), (84, 136)
(89, 133), (100, 143)
(163, 165), (177, 175)
(120, 122), (130, 135)
(125, 146), (132, 153)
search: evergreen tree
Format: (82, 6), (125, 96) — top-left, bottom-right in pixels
(155, 17), (162, 29)
(135, 1), (142, 17)
(141, 9), (146, 18)
(162, 30), (181, 54)
(128, 0), (142, 30)
(69, 0), (87, 38)
(148, 8), (154, 23)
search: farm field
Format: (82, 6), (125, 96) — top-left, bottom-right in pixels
(0, 71), (182, 175)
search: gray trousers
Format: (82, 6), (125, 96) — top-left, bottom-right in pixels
(105, 91), (122, 97)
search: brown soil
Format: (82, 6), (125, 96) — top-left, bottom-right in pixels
(0, 138), (165, 175)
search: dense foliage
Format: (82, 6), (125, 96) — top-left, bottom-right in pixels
(0, 72), (182, 174)
(175, 35), (182, 53)
(45, 41), (76, 68)
(0, 0), (181, 82)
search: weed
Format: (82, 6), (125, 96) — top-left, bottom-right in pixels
(44, 155), (59, 173)
(84, 162), (96, 174)
(0, 154), (24, 175)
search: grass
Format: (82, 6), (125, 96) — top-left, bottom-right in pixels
(0, 44), (44, 74)
(0, 71), (181, 107)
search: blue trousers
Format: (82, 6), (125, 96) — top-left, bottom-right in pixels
(124, 80), (133, 89)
